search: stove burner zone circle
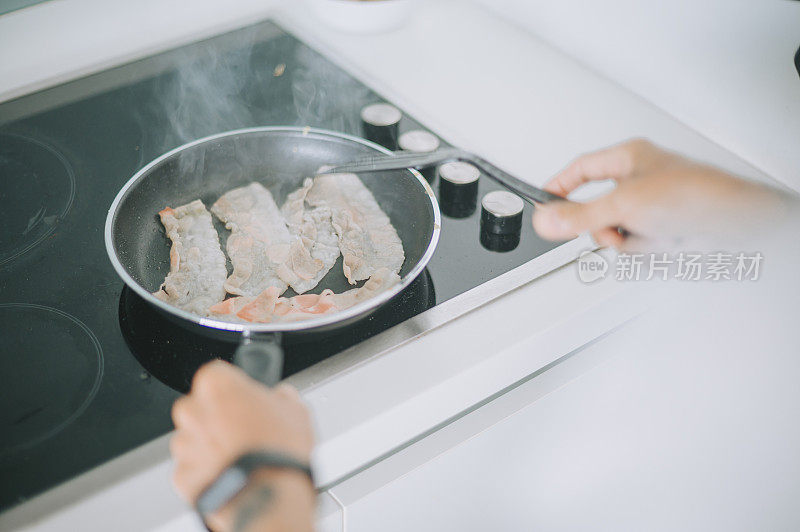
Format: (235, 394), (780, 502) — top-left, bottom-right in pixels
(0, 134), (76, 266)
(0, 304), (104, 456)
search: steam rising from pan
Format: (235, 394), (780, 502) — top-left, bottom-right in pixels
(135, 25), (373, 187)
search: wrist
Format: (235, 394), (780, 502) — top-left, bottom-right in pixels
(213, 468), (315, 532)
(250, 467), (315, 500)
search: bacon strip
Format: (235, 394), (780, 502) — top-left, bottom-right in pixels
(209, 268), (400, 323)
(281, 178), (341, 294)
(152, 200), (227, 315)
(305, 173), (405, 285)
(211, 183), (323, 297)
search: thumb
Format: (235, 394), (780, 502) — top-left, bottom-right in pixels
(532, 195), (621, 241)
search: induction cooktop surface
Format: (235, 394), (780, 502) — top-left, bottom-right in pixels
(0, 20), (561, 510)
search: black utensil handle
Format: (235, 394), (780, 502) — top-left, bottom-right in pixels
(467, 153), (632, 239)
(234, 333), (283, 387)
(467, 154), (563, 205)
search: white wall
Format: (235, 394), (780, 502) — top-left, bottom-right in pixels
(472, 0), (800, 192)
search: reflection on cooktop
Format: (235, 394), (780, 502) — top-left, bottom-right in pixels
(119, 269), (436, 393)
(480, 230), (521, 253)
(0, 134), (76, 266)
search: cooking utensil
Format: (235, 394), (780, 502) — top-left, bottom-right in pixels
(322, 147), (564, 205)
(105, 127), (440, 387)
(326, 147), (634, 238)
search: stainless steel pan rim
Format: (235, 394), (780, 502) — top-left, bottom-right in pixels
(104, 126), (441, 333)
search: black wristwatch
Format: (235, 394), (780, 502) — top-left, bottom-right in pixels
(195, 451), (314, 517)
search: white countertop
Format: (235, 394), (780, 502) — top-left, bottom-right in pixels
(0, 0), (785, 529)
(473, 0), (800, 194)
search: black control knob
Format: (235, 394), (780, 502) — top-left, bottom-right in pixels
(438, 161), (480, 218)
(480, 190), (523, 252)
(480, 230), (520, 252)
(480, 190), (523, 235)
(399, 130), (440, 182)
(361, 103), (402, 150)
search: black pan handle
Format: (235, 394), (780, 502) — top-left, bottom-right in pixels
(466, 153), (631, 238)
(234, 332), (283, 387)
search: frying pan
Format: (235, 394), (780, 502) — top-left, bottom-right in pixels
(105, 127), (440, 385)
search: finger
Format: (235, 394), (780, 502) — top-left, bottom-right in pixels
(617, 234), (658, 254)
(171, 434), (229, 503)
(172, 462), (212, 504)
(205, 513), (227, 532)
(191, 359), (232, 392)
(171, 430), (220, 474)
(591, 228), (626, 249)
(191, 359), (246, 402)
(169, 429), (209, 459)
(532, 196), (622, 241)
(171, 396), (204, 432)
(274, 382), (300, 400)
(169, 430), (189, 458)
(544, 139), (649, 197)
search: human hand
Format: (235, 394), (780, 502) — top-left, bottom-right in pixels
(532, 139), (794, 251)
(171, 360), (315, 531)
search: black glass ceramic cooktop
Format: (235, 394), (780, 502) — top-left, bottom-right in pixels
(0, 20), (559, 511)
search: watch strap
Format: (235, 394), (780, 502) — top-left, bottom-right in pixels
(195, 450), (313, 517)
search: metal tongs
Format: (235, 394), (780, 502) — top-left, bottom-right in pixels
(321, 147), (564, 205)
